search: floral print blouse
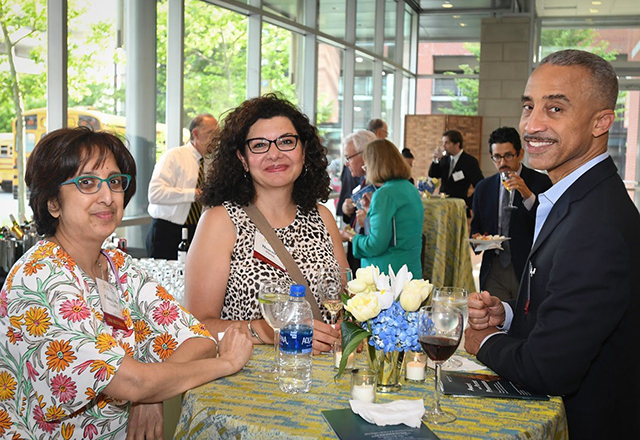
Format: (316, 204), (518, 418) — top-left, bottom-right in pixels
(0, 240), (212, 440)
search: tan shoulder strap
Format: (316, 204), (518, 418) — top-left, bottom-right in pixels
(242, 203), (323, 321)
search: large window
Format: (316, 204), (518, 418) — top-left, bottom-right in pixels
(384, 0), (397, 61)
(319, 0), (346, 40)
(317, 42), (344, 191)
(356, 0), (376, 51)
(180, 1), (248, 125)
(353, 53), (374, 131)
(261, 23), (302, 105)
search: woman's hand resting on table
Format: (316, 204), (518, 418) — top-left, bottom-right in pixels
(218, 325), (254, 373)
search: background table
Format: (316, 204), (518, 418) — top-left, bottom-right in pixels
(174, 346), (567, 439)
(422, 197), (475, 292)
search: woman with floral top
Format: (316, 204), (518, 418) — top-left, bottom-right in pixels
(0, 127), (252, 440)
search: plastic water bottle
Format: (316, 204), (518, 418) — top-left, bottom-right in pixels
(279, 284), (314, 394)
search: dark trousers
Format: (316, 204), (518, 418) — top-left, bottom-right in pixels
(145, 218), (196, 260)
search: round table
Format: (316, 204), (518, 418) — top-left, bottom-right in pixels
(174, 346), (567, 439)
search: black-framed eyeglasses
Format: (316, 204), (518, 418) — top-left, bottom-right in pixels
(490, 153), (516, 163)
(346, 151), (362, 162)
(60, 174), (131, 194)
(245, 135), (299, 154)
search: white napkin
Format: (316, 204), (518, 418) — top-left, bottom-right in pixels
(473, 242), (504, 252)
(349, 399), (425, 428)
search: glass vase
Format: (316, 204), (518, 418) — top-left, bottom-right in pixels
(368, 348), (404, 393)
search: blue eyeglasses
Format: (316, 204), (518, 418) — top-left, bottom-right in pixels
(60, 174), (131, 194)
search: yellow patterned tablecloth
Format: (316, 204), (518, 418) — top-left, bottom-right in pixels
(422, 197), (475, 292)
(174, 346), (567, 440)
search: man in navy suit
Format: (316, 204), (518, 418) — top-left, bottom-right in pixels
(465, 50), (640, 439)
(428, 130), (484, 214)
(471, 127), (551, 300)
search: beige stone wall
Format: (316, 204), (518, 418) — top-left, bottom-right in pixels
(478, 16), (532, 177)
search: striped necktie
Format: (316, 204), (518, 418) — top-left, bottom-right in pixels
(186, 158), (204, 225)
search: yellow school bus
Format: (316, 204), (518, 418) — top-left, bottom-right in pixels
(10, 107), (171, 198)
(0, 133), (13, 192)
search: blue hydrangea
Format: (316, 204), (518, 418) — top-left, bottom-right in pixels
(366, 302), (420, 353)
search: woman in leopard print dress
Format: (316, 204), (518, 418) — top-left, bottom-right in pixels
(185, 94), (348, 353)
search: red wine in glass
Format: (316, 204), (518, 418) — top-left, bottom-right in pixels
(419, 335), (460, 362)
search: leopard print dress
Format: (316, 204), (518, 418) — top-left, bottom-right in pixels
(221, 201), (337, 323)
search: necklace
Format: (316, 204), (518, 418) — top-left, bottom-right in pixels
(96, 255), (106, 280)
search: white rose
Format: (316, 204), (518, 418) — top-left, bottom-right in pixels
(399, 288), (423, 312)
(400, 279), (433, 312)
(347, 279), (369, 295)
(355, 265), (379, 287)
(345, 292), (381, 322)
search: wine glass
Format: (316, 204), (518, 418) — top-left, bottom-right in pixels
(318, 267), (352, 325)
(500, 171), (518, 211)
(258, 280), (291, 380)
(431, 287), (468, 369)
(418, 305), (464, 425)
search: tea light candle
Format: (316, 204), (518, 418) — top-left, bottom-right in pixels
(351, 384), (375, 402)
(406, 361), (426, 381)
(334, 351), (355, 369)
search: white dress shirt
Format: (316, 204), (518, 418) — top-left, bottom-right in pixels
(147, 141), (202, 225)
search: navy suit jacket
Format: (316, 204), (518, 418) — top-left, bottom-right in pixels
(428, 150), (483, 209)
(477, 157), (640, 439)
(471, 165), (552, 289)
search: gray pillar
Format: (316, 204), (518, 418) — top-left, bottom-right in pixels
(342, 0), (356, 140)
(371, 0), (384, 119)
(47, 0), (67, 131)
(125, 0), (157, 246)
(300, 0), (317, 122)
(166, 0), (185, 149)
(247, 0), (262, 99)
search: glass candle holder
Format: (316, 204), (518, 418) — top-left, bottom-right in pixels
(350, 368), (376, 402)
(333, 339), (355, 370)
(405, 351), (427, 382)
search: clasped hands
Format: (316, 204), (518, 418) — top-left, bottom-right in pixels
(464, 291), (505, 355)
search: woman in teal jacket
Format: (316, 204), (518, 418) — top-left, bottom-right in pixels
(342, 139), (424, 277)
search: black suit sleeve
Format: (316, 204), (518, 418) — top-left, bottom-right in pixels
(477, 224), (633, 396)
(470, 181), (484, 236)
(428, 160), (444, 179)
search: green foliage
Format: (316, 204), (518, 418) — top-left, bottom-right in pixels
(540, 29), (617, 61)
(440, 43), (479, 116)
(335, 321), (371, 379)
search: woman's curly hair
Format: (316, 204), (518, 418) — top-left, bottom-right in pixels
(200, 94), (330, 213)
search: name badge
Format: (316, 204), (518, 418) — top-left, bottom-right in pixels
(253, 231), (286, 272)
(97, 278), (128, 331)
(452, 170), (465, 182)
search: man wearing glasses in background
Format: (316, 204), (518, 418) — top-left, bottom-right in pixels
(471, 127), (551, 300)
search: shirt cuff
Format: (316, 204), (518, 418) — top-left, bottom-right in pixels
(522, 193), (536, 211)
(478, 303), (513, 351)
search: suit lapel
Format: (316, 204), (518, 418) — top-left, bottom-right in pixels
(528, 157), (617, 257)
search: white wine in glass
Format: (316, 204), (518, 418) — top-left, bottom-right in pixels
(318, 267), (352, 325)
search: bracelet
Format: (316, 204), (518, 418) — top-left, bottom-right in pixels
(248, 319), (266, 344)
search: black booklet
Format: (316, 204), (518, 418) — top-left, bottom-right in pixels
(322, 408), (441, 440)
(440, 371), (549, 401)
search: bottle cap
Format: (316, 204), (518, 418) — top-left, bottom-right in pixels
(289, 284), (306, 297)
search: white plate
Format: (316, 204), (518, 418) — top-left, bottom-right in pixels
(468, 237), (510, 245)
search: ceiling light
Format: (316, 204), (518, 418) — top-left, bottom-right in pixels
(354, 106), (362, 112)
(591, 1), (602, 5)
(460, 23), (466, 27)
(589, 8), (599, 13)
(355, 57), (364, 63)
(452, 15), (460, 18)
(381, 71), (386, 76)
(442, 2), (453, 9)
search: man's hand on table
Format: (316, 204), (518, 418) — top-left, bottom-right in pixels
(468, 291), (506, 330)
(312, 320), (340, 355)
(464, 326), (500, 355)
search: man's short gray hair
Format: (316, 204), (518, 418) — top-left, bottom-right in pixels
(344, 130), (377, 153)
(540, 49), (618, 110)
(188, 113), (215, 141)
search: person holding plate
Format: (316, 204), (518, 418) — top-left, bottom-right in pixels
(0, 127), (252, 440)
(185, 94), (348, 354)
(471, 126), (551, 300)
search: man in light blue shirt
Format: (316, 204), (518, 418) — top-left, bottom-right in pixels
(464, 49), (640, 439)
